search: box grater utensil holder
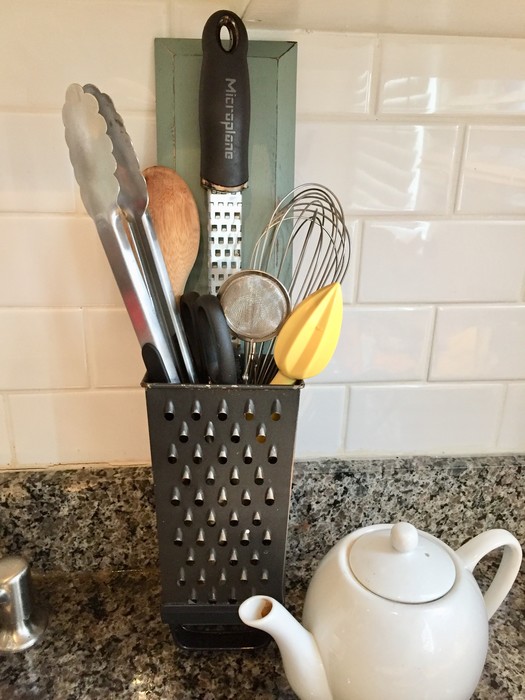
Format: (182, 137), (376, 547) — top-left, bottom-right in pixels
(143, 380), (302, 650)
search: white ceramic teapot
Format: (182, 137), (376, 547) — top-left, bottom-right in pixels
(239, 522), (522, 700)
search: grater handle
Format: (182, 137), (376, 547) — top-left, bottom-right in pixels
(171, 624), (270, 651)
(199, 10), (250, 191)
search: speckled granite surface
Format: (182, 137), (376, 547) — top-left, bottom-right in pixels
(0, 457), (523, 699)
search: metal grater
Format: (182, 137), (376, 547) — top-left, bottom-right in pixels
(207, 190), (243, 295)
(143, 381), (302, 650)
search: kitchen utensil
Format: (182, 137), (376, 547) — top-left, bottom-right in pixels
(270, 283), (343, 385)
(240, 522), (522, 700)
(179, 292), (237, 385)
(143, 381), (302, 650)
(251, 184), (351, 384)
(199, 9), (250, 294)
(143, 165), (200, 300)
(62, 83), (179, 383)
(218, 270), (291, 383)
(83, 84), (196, 384)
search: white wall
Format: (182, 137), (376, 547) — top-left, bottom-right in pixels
(1, 0), (525, 468)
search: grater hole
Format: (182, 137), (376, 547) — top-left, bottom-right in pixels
(252, 512), (262, 526)
(186, 548), (195, 565)
(164, 400), (175, 421)
(218, 487), (228, 506)
(184, 508), (193, 526)
(207, 509), (216, 527)
(189, 590), (198, 604)
(240, 530), (250, 546)
(206, 467), (215, 485)
(196, 529), (205, 546)
(218, 529), (228, 546)
(230, 511), (239, 526)
(174, 528), (183, 546)
(217, 400), (228, 421)
(168, 444), (178, 464)
(171, 487), (181, 506)
(261, 570), (269, 582)
(218, 445), (228, 464)
(194, 489), (204, 506)
(243, 399), (255, 421)
(240, 567), (248, 582)
(229, 549), (239, 566)
(230, 467), (240, 485)
(268, 446), (278, 464)
(182, 466), (191, 485)
(177, 568), (186, 586)
(179, 421), (189, 442)
(198, 569), (206, 585)
(228, 591), (237, 605)
(205, 421), (215, 443)
(254, 467), (264, 485)
(256, 424), (267, 443)
(262, 529), (272, 546)
(193, 444), (203, 464)
(271, 400), (282, 421)
(250, 551), (260, 565)
(230, 423), (241, 443)
(243, 446), (253, 464)
(191, 400), (202, 421)
(265, 488), (275, 505)
(241, 489), (251, 506)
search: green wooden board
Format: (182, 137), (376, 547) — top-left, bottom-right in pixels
(154, 38), (297, 295)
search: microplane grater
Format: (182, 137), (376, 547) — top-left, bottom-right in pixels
(207, 190), (243, 294)
(143, 382), (302, 650)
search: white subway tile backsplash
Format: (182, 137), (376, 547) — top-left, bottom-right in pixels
(0, 113), (76, 213)
(457, 126), (525, 214)
(9, 390), (150, 466)
(430, 305), (525, 380)
(497, 383), (525, 452)
(379, 36), (525, 115)
(358, 220), (525, 303)
(0, 400), (11, 466)
(345, 383), (504, 454)
(295, 384), (346, 458)
(296, 33), (375, 116)
(85, 309), (144, 388)
(0, 1), (168, 111)
(0, 309), (88, 390)
(0, 216), (121, 307)
(311, 305), (433, 383)
(296, 122), (458, 212)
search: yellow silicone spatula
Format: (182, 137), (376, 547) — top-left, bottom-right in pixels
(271, 282), (343, 385)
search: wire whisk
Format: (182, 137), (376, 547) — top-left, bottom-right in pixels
(250, 183), (351, 383)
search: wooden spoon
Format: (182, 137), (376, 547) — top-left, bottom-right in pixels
(143, 165), (200, 300)
(271, 283), (343, 385)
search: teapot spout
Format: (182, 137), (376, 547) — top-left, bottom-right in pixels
(239, 596), (332, 700)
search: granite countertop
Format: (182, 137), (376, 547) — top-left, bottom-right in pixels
(0, 457), (523, 699)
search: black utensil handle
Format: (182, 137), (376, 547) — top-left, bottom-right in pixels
(199, 10), (250, 190)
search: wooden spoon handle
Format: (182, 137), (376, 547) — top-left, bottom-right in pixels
(143, 165), (200, 300)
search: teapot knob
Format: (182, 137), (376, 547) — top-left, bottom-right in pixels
(391, 522), (418, 553)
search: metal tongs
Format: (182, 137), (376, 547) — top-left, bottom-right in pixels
(62, 83), (196, 384)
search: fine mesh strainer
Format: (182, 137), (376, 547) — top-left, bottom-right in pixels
(218, 270), (291, 383)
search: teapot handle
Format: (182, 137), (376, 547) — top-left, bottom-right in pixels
(456, 529), (522, 620)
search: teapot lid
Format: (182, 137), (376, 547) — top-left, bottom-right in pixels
(349, 522), (456, 603)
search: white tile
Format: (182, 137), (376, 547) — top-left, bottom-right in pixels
(295, 384), (346, 458)
(296, 121), (458, 213)
(358, 220), (525, 303)
(310, 305), (433, 383)
(498, 383), (525, 452)
(430, 305), (525, 381)
(379, 36), (525, 115)
(243, 0), (525, 38)
(457, 127), (525, 214)
(85, 309), (145, 388)
(0, 216), (121, 307)
(0, 310), (88, 390)
(0, 400), (12, 466)
(296, 33), (374, 116)
(0, 113), (76, 213)
(345, 383), (504, 455)
(10, 390), (150, 466)
(0, 1), (168, 110)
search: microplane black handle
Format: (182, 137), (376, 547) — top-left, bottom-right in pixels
(199, 10), (250, 190)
